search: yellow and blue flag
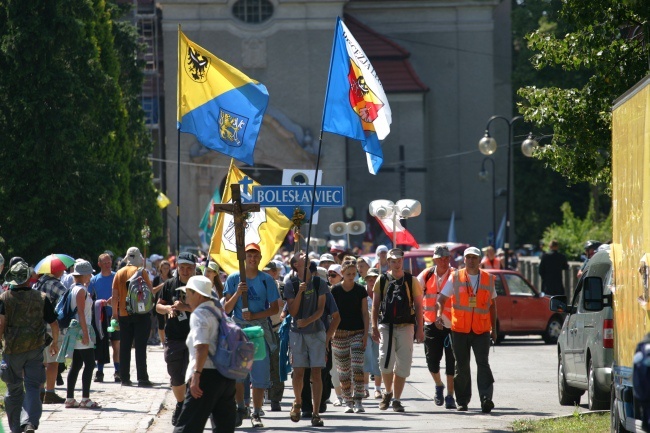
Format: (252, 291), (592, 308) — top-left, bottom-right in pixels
(177, 30), (269, 165)
(322, 17), (392, 174)
(209, 160), (293, 275)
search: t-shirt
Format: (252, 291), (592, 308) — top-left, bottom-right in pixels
(71, 283), (94, 350)
(283, 276), (328, 334)
(331, 282), (367, 331)
(112, 265), (152, 317)
(185, 302), (219, 383)
(321, 292), (339, 329)
(224, 271), (279, 321)
(88, 272), (115, 316)
(158, 276), (191, 341)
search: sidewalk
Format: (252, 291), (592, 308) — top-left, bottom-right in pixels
(2, 344), (171, 433)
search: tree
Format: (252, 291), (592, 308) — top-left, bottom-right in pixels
(517, 0), (649, 188)
(0, 0), (161, 263)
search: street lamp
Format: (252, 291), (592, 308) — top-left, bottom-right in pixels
(478, 116), (535, 267)
(479, 157), (496, 246)
(329, 221), (366, 250)
(368, 199), (421, 248)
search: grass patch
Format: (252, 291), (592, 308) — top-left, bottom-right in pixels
(512, 410), (610, 432)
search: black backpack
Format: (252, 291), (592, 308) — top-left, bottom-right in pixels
(378, 272), (415, 325)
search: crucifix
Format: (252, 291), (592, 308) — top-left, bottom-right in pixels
(213, 183), (260, 311)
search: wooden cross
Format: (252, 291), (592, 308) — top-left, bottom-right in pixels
(213, 183), (260, 311)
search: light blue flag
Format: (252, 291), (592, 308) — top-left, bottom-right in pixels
(495, 214), (506, 249)
(447, 211), (457, 243)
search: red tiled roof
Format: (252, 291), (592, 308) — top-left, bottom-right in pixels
(344, 14), (428, 93)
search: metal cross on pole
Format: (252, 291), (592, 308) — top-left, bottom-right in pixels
(213, 183), (260, 311)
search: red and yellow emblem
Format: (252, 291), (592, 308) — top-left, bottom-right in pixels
(347, 60), (384, 132)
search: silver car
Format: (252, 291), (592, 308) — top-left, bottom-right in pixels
(550, 249), (613, 410)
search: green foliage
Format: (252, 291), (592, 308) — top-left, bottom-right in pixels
(0, 0), (162, 263)
(517, 0), (650, 188)
(512, 410), (609, 432)
(541, 200), (612, 260)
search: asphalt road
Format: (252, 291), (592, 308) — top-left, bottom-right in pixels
(149, 335), (587, 433)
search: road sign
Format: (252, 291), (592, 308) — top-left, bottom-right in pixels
(250, 185), (344, 220)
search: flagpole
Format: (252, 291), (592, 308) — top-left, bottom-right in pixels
(176, 25), (182, 255)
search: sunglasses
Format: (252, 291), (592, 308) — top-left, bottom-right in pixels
(328, 273), (339, 278)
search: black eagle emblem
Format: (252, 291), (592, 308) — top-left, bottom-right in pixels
(186, 46), (210, 82)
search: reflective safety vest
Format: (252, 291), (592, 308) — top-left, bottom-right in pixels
(423, 267), (452, 324)
(450, 269), (495, 334)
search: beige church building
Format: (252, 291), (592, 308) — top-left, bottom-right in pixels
(147, 0), (513, 253)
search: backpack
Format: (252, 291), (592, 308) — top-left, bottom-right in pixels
(378, 272), (415, 325)
(205, 306), (255, 380)
(125, 268), (154, 315)
(55, 288), (78, 330)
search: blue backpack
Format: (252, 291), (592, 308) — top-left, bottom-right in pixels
(54, 288), (78, 329)
(205, 306), (255, 380)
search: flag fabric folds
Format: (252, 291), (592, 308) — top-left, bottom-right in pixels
(322, 17), (392, 175)
(209, 160), (293, 275)
(375, 216), (419, 249)
(198, 184), (222, 242)
(177, 30), (269, 165)
(447, 211), (457, 243)
(495, 214), (506, 249)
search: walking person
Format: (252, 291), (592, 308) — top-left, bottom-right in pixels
(61, 260), (101, 409)
(362, 268), (383, 399)
(331, 259), (368, 414)
(417, 245), (457, 409)
(538, 240), (569, 296)
(223, 243), (279, 428)
(371, 248), (424, 413)
(284, 252), (329, 427)
(262, 261), (285, 412)
(153, 259), (173, 347)
(480, 246), (502, 270)
(436, 246), (498, 413)
(0, 260), (59, 433)
(173, 276), (236, 433)
(155, 252), (196, 426)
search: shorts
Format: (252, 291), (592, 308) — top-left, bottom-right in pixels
(236, 342), (271, 389)
(378, 323), (414, 378)
(363, 334), (380, 376)
(108, 330), (121, 342)
(43, 336), (63, 364)
(289, 331), (326, 369)
(164, 339), (189, 387)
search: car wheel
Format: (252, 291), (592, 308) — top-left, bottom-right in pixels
(558, 353), (582, 406)
(610, 386), (629, 433)
(588, 359), (610, 410)
(542, 315), (563, 344)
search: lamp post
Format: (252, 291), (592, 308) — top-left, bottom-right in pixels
(478, 157), (496, 246)
(368, 199), (421, 248)
(478, 116), (538, 267)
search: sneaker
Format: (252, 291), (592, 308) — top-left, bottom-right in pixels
(94, 372), (104, 383)
(374, 390), (382, 399)
(445, 395), (457, 409)
(344, 401), (354, 413)
(434, 385), (444, 406)
(332, 396), (343, 407)
(379, 392), (392, 410)
(235, 407), (248, 427)
(251, 413), (264, 428)
(392, 400), (405, 412)
(270, 401), (282, 412)
(457, 404), (468, 412)
(121, 379), (133, 386)
(171, 401), (183, 426)
(363, 389), (370, 399)
(23, 423), (36, 433)
(42, 391), (66, 404)
(311, 414), (324, 427)
(289, 401), (301, 423)
(353, 400), (365, 413)
(114, 372), (121, 383)
(138, 380), (154, 388)
(481, 397), (494, 414)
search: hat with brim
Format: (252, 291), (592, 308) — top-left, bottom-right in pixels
(366, 268), (380, 278)
(464, 247), (482, 257)
(388, 248), (404, 259)
(204, 261), (219, 273)
(177, 252), (197, 266)
(432, 246), (451, 259)
(245, 243), (261, 253)
(263, 261), (277, 271)
(5, 261), (32, 286)
(176, 275), (218, 301)
(328, 264), (343, 278)
(71, 260), (94, 276)
(319, 253), (335, 263)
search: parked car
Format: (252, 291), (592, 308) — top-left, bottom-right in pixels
(485, 269), (564, 345)
(549, 249), (613, 410)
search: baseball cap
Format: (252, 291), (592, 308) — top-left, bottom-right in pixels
(149, 254), (164, 262)
(71, 260), (95, 276)
(328, 264), (343, 278)
(319, 253), (335, 263)
(366, 268), (380, 278)
(205, 261), (219, 273)
(245, 243), (261, 253)
(432, 245), (450, 259)
(177, 252), (197, 266)
(176, 276), (219, 301)
(387, 248), (404, 259)
(263, 261), (277, 271)
(464, 247), (481, 257)
(376, 245), (389, 255)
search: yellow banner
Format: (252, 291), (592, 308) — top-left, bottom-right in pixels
(209, 160), (292, 274)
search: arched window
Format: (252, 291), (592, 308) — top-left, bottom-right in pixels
(232, 0), (274, 24)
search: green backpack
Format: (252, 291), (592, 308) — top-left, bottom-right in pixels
(125, 268), (154, 315)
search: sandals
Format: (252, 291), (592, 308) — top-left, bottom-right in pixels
(79, 399), (101, 409)
(65, 399), (80, 408)
(311, 414), (324, 427)
(290, 401), (301, 423)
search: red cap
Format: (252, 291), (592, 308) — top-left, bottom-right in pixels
(245, 243), (261, 253)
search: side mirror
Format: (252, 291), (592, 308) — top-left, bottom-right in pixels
(583, 276), (604, 311)
(550, 295), (568, 313)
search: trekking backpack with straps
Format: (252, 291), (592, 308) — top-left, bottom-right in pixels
(125, 268), (154, 315)
(55, 287), (83, 330)
(205, 305), (255, 380)
(378, 272), (415, 325)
